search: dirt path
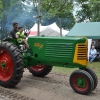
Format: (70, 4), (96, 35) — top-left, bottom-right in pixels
(0, 69), (100, 100)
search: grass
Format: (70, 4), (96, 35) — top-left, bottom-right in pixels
(52, 62), (100, 78)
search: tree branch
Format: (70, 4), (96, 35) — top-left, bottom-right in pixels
(58, 2), (66, 12)
(46, 3), (52, 13)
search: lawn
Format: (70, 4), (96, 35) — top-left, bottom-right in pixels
(52, 62), (100, 78)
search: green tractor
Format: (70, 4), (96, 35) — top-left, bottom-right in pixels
(0, 36), (98, 95)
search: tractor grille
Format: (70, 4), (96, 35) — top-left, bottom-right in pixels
(77, 44), (87, 60)
(45, 43), (74, 58)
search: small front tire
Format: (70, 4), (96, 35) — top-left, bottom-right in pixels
(70, 70), (94, 95)
(84, 68), (98, 90)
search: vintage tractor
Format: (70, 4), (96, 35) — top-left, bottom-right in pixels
(0, 36), (98, 95)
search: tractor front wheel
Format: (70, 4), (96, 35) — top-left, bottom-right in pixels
(0, 42), (24, 88)
(28, 65), (53, 77)
(84, 68), (98, 90)
(70, 70), (94, 95)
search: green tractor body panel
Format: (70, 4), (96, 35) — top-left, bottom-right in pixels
(26, 36), (87, 68)
(4, 38), (18, 46)
(3, 36), (87, 68)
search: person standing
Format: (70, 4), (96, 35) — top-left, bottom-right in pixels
(89, 46), (97, 62)
(9, 22), (18, 38)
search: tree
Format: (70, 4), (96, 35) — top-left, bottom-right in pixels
(0, 0), (37, 39)
(75, 0), (100, 22)
(40, 0), (75, 30)
(0, 0), (3, 19)
(0, 0), (37, 32)
(0, 0), (76, 35)
(22, 0), (75, 30)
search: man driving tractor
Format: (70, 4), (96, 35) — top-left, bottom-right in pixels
(10, 22), (18, 39)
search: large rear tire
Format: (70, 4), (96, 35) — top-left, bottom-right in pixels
(28, 65), (53, 77)
(0, 42), (24, 88)
(70, 70), (94, 95)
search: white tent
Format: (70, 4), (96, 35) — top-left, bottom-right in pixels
(30, 23), (69, 36)
(40, 27), (60, 36)
(30, 23), (47, 32)
(49, 23), (69, 36)
(49, 23), (60, 33)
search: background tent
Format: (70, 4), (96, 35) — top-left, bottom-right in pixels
(30, 23), (47, 32)
(40, 27), (60, 36)
(29, 22), (69, 36)
(66, 22), (100, 39)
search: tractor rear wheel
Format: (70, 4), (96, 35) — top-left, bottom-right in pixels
(0, 42), (24, 88)
(70, 70), (94, 95)
(28, 65), (53, 77)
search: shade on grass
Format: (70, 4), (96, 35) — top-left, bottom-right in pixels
(52, 62), (100, 77)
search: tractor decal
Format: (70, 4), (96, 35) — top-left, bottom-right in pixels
(34, 43), (43, 49)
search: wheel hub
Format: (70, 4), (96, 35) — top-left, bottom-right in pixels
(0, 50), (13, 81)
(30, 65), (45, 72)
(76, 78), (86, 88)
(0, 58), (10, 72)
(1, 62), (6, 69)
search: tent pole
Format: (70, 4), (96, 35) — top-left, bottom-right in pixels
(59, 18), (62, 36)
(37, 0), (40, 36)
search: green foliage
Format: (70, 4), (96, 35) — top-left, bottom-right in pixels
(0, 0), (100, 34)
(41, 0), (73, 17)
(17, 0), (75, 30)
(76, 0), (100, 22)
(0, 0), (36, 30)
(40, 0), (75, 30)
(0, 0), (75, 32)
(0, 0), (3, 19)
(0, 0), (37, 39)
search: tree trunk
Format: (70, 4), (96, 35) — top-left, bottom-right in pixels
(59, 18), (62, 36)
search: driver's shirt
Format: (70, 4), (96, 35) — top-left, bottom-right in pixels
(10, 29), (18, 39)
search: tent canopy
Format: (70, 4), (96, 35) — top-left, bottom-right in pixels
(30, 23), (69, 36)
(40, 27), (60, 36)
(66, 22), (100, 39)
